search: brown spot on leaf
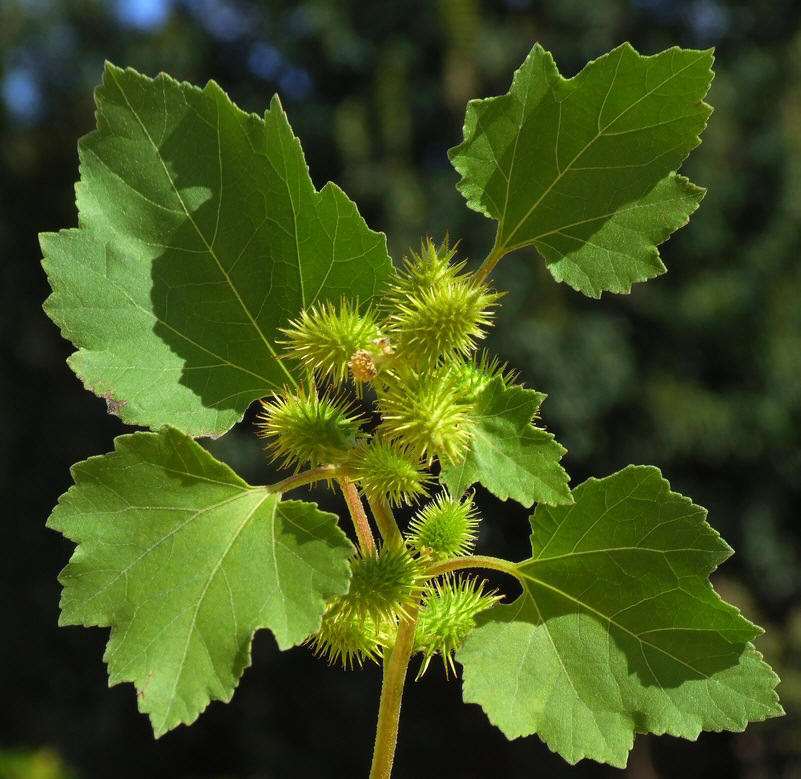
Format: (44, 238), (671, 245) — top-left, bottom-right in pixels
(104, 394), (127, 417)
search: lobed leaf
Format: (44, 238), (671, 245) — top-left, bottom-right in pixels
(458, 466), (783, 767)
(48, 426), (353, 736)
(440, 377), (572, 507)
(41, 63), (391, 437)
(449, 43), (713, 296)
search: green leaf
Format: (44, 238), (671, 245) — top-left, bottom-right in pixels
(41, 63), (391, 437)
(449, 43), (713, 297)
(440, 377), (571, 507)
(48, 426), (353, 736)
(458, 466), (783, 767)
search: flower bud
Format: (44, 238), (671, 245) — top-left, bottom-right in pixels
(446, 350), (518, 401)
(384, 239), (501, 366)
(387, 237), (465, 300)
(336, 547), (425, 623)
(306, 606), (387, 669)
(348, 349), (378, 383)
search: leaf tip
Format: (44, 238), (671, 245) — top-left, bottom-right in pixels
(101, 59), (122, 76)
(268, 92), (285, 114)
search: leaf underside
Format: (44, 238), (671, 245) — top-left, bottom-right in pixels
(440, 377), (572, 507)
(449, 43), (713, 297)
(457, 466), (783, 767)
(48, 426), (353, 736)
(41, 63), (391, 437)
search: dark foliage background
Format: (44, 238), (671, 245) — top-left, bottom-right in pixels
(1, 1), (799, 777)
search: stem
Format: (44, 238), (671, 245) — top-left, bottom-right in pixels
(474, 242), (506, 283)
(369, 607), (419, 779)
(366, 494), (404, 548)
(425, 554), (520, 580)
(264, 464), (341, 494)
(368, 556), (516, 778)
(338, 478), (376, 555)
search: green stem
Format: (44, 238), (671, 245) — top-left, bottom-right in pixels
(368, 554), (516, 778)
(474, 241), (506, 283)
(366, 495), (404, 548)
(264, 465), (341, 494)
(425, 554), (520, 580)
(369, 606), (419, 779)
(338, 478), (377, 555)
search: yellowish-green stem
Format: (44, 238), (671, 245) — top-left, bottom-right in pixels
(369, 606), (419, 779)
(425, 554), (520, 580)
(367, 494), (404, 548)
(474, 242), (506, 283)
(264, 464), (341, 494)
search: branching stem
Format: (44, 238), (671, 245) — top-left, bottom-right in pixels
(368, 554), (518, 777)
(369, 606), (419, 779)
(338, 478), (376, 555)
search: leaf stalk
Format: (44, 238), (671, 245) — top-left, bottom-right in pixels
(264, 464), (342, 494)
(474, 241), (506, 283)
(425, 554), (520, 580)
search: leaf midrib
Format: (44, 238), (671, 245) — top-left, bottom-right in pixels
(521, 570), (775, 717)
(157, 489), (272, 733)
(72, 252), (275, 386)
(496, 48), (708, 253)
(107, 68), (296, 388)
(66, 488), (260, 614)
(521, 570), (721, 683)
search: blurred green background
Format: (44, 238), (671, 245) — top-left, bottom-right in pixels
(1, 0), (799, 777)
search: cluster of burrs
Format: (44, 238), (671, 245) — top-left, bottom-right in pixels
(257, 239), (511, 672)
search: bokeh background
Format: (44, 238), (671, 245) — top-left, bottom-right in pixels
(1, 0), (799, 777)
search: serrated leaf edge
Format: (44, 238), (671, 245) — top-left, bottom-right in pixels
(47, 426), (354, 736)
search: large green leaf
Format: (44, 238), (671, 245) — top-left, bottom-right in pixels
(440, 377), (572, 507)
(48, 426), (353, 736)
(41, 63), (391, 437)
(449, 43), (713, 297)
(458, 466), (782, 767)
